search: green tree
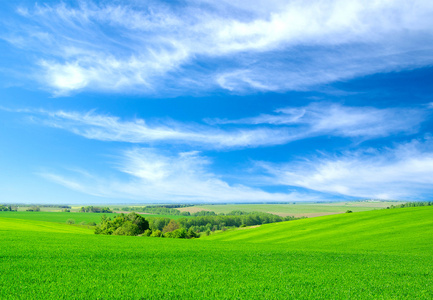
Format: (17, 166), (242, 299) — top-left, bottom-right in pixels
(162, 220), (180, 233)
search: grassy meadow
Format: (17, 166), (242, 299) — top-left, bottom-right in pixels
(1, 205), (432, 299)
(0, 211), (189, 225)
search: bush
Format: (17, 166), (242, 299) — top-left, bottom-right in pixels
(150, 230), (163, 237)
(66, 219), (75, 225)
(112, 221), (140, 236)
(94, 212), (149, 236)
(346, 210), (353, 213)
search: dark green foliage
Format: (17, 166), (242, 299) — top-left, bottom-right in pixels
(94, 213), (149, 236)
(162, 219), (180, 233)
(390, 201), (433, 209)
(66, 219), (75, 225)
(80, 206), (113, 213)
(176, 212), (294, 232)
(26, 206), (40, 212)
(192, 211), (217, 216)
(148, 217), (171, 231)
(122, 205), (192, 216)
(0, 205), (14, 211)
(150, 229), (162, 237)
(346, 210), (353, 213)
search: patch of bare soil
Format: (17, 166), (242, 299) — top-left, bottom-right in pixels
(291, 212), (344, 218)
(238, 225), (261, 230)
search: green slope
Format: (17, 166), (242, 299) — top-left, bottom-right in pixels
(205, 206), (433, 253)
(0, 207), (432, 299)
(0, 217), (93, 234)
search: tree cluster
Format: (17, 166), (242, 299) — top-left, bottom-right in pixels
(389, 201), (433, 209)
(26, 206), (40, 212)
(94, 213), (149, 236)
(80, 206), (113, 213)
(0, 205), (15, 211)
(121, 205), (191, 216)
(145, 211), (298, 234)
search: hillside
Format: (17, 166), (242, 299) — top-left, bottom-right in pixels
(1, 206), (432, 299)
(205, 206), (433, 253)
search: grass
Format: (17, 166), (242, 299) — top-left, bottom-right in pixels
(0, 211), (189, 225)
(0, 206), (432, 299)
(182, 201), (405, 217)
(205, 206), (433, 253)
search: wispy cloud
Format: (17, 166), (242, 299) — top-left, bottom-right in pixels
(2, 0), (433, 95)
(208, 102), (426, 139)
(259, 138), (433, 200)
(40, 148), (307, 202)
(6, 103), (425, 148)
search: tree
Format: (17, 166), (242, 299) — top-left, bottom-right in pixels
(94, 212), (148, 236)
(162, 220), (180, 233)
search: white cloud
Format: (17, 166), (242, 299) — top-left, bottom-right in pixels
(11, 102), (423, 149)
(36, 109), (295, 148)
(208, 103), (425, 139)
(41, 148), (306, 203)
(3, 103), (424, 149)
(259, 139), (433, 200)
(3, 0), (433, 94)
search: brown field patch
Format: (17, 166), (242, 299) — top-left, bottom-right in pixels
(238, 225), (261, 230)
(289, 212), (344, 218)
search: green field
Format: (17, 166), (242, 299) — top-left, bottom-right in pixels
(180, 201), (404, 217)
(1, 206), (432, 299)
(0, 211), (189, 225)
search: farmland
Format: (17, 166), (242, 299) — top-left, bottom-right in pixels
(177, 200), (404, 217)
(1, 206), (432, 299)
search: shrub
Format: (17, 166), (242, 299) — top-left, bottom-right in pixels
(94, 213), (149, 236)
(150, 230), (163, 237)
(346, 210), (353, 213)
(66, 219), (75, 225)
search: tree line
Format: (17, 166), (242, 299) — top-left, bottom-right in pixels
(0, 205), (15, 211)
(93, 210), (298, 239)
(79, 206), (113, 213)
(389, 201), (433, 209)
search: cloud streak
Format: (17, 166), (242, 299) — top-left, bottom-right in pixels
(40, 148), (306, 202)
(259, 139), (433, 200)
(8, 102), (425, 149)
(2, 0), (433, 95)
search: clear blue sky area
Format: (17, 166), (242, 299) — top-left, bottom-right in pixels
(1, 1), (433, 204)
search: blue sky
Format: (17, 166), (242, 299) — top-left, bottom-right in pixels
(1, 0), (433, 204)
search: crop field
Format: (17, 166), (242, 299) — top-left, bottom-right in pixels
(1, 206), (432, 299)
(179, 201), (405, 217)
(0, 211), (190, 225)
(0, 211), (117, 224)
